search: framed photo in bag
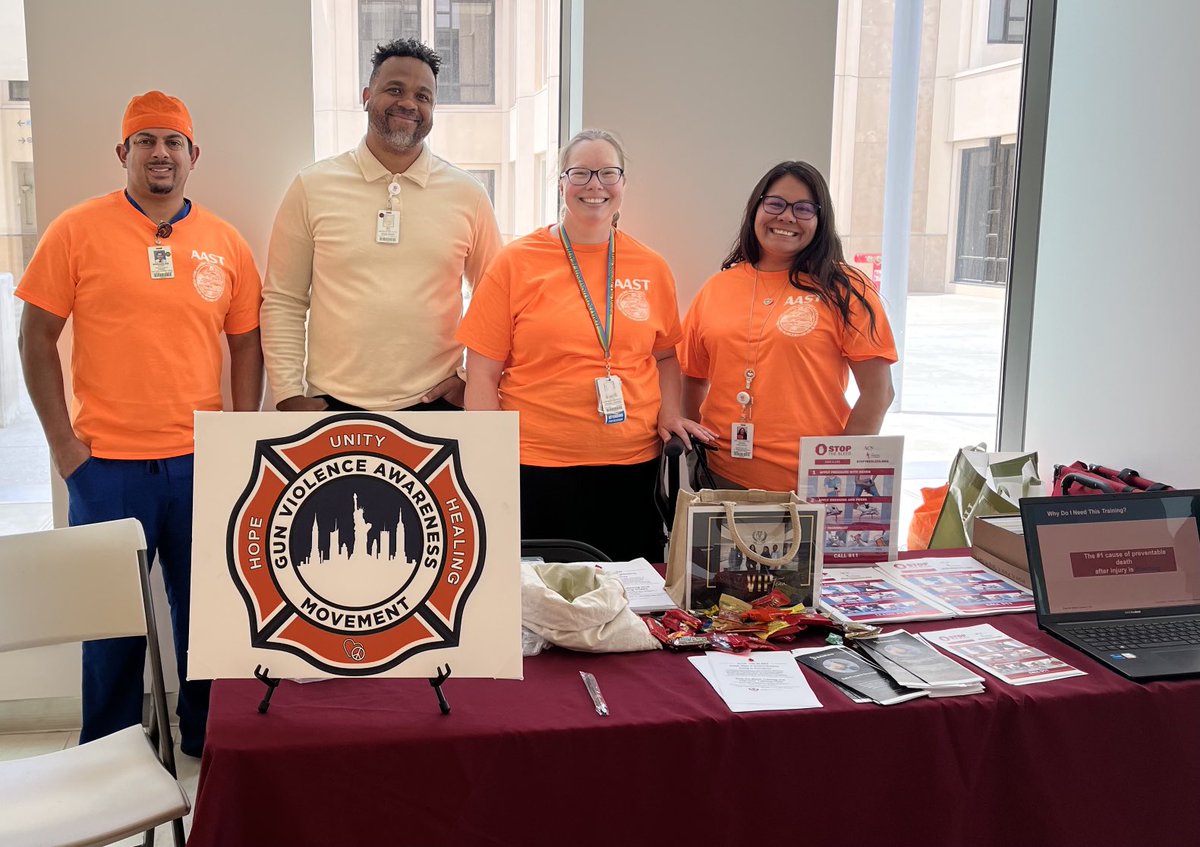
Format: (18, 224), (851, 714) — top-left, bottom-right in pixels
(685, 501), (824, 609)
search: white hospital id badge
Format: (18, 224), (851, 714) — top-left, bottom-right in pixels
(730, 422), (754, 459)
(595, 375), (627, 424)
(376, 210), (400, 244)
(147, 245), (174, 279)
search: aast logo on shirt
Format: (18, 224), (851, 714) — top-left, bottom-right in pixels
(778, 300), (819, 337)
(191, 250), (227, 266)
(615, 278), (653, 321)
(191, 250), (229, 302)
(226, 414), (485, 674)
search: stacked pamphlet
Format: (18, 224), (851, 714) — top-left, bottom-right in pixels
(920, 624), (1086, 685)
(795, 645), (928, 705)
(820, 567), (953, 624)
(819, 557), (1034, 625)
(689, 651), (822, 712)
(597, 558), (678, 614)
(881, 557), (1034, 617)
(855, 630), (985, 697)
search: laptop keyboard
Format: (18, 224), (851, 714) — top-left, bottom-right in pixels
(1069, 619), (1200, 650)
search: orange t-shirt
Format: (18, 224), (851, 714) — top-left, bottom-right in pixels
(680, 263), (896, 491)
(16, 191), (262, 458)
(457, 227), (682, 467)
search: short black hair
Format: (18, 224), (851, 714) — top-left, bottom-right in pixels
(370, 38), (441, 82)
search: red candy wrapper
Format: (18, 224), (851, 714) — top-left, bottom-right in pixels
(661, 608), (704, 634)
(642, 615), (671, 645)
(750, 588), (793, 609)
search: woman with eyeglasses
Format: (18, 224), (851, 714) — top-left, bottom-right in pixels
(680, 161), (897, 492)
(458, 129), (714, 560)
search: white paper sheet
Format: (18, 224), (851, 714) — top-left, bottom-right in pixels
(597, 558), (677, 614)
(690, 650), (822, 712)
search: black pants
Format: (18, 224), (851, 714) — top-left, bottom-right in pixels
(317, 395), (460, 412)
(519, 459), (664, 562)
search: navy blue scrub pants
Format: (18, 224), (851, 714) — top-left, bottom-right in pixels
(66, 454), (209, 756)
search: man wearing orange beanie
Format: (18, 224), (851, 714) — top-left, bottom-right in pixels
(17, 91), (264, 757)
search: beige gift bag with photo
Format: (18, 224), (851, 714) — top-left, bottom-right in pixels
(664, 488), (820, 610)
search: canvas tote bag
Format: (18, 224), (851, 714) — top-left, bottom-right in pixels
(664, 488), (812, 609)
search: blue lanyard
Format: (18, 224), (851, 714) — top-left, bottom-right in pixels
(124, 191), (192, 224)
(558, 226), (615, 372)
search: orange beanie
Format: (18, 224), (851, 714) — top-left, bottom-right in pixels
(121, 90), (194, 143)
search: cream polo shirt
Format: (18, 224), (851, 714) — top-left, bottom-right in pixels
(261, 139), (501, 409)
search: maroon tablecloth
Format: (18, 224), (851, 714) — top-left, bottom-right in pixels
(188, 613), (1200, 847)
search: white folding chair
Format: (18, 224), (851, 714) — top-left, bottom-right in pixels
(0, 518), (190, 847)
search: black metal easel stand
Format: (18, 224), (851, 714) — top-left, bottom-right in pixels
(254, 665), (281, 714)
(252, 663), (452, 715)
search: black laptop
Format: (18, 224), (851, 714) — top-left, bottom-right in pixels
(1020, 490), (1200, 681)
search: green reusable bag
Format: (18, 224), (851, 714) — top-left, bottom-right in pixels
(928, 444), (1043, 549)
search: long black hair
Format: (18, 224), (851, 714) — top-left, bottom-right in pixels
(722, 160), (879, 337)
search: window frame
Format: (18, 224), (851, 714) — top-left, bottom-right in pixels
(357, 0), (496, 106)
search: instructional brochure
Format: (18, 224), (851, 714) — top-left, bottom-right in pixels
(820, 566), (953, 624)
(799, 435), (903, 566)
(879, 557), (1034, 617)
(920, 624), (1085, 685)
(795, 645), (928, 705)
(855, 629), (985, 696)
(820, 558), (1034, 625)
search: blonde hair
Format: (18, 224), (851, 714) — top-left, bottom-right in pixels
(558, 128), (627, 227)
(558, 128), (626, 171)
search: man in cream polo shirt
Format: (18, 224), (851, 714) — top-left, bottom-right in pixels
(262, 38), (501, 412)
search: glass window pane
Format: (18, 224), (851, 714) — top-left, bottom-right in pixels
(434, 0), (494, 104)
(836, 3), (1024, 545)
(358, 0), (422, 92)
(467, 168), (495, 205)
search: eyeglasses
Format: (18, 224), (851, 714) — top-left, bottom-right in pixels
(760, 195), (820, 220)
(560, 167), (625, 186)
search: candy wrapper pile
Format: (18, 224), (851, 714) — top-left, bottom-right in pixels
(643, 588), (879, 652)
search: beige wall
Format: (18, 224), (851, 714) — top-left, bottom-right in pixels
(0, 0), (313, 709)
(579, 0), (839, 307)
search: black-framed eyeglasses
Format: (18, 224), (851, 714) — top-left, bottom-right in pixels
(560, 167), (624, 186)
(760, 195), (820, 220)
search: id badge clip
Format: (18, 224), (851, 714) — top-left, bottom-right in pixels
(595, 375), (627, 424)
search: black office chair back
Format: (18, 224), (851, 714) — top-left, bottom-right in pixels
(521, 538), (612, 563)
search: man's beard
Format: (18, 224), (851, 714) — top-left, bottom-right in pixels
(369, 110), (429, 153)
(148, 181), (175, 195)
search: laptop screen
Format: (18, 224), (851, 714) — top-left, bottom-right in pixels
(1020, 491), (1200, 616)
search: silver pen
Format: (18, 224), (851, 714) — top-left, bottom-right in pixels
(579, 671), (609, 716)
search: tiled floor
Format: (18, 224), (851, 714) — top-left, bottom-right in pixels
(0, 728), (201, 845)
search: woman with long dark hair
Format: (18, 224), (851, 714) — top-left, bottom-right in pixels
(680, 161), (897, 491)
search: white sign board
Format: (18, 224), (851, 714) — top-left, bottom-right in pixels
(190, 411), (522, 680)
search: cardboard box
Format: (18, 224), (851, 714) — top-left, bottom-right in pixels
(971, 515), (1030, 588)
(972, 546), (1031, 589)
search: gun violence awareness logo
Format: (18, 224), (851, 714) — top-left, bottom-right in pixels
(227, 415), (486, 673)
